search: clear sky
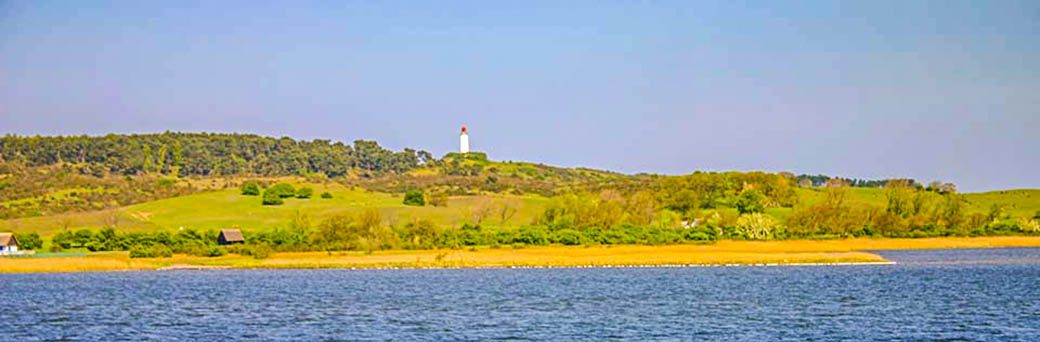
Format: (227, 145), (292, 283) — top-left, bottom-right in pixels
(1, 1), (1037, 192)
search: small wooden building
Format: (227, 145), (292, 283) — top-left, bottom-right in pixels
(218, 229), (245, 245)
(0, 233), (18, 253)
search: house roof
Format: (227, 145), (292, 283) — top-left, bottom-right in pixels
(220, 229), (245, 242)
(0, 233), (16, 247)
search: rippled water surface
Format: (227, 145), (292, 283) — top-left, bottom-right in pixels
(2, 248), (1039, 341)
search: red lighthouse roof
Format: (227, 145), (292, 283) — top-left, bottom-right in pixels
(461, 125), (467, 134)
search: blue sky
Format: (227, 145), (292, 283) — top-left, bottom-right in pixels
(1, 1), (1037, 192)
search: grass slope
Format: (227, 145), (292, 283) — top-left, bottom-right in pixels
(3, 181), (548, 236)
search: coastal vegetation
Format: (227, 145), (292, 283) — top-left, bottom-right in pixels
(1, 133), (1038, 262)
(4, 236), (1040, 273)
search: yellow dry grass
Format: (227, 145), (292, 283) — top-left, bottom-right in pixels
(0, 254), (155, 273)
(3, 236), (1040, 273)
(252, 247), (882, 269)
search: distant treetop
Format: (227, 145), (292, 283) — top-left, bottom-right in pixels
(0, 132), (433, 178)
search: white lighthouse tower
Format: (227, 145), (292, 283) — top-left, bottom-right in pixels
(459, 125), (470, 153)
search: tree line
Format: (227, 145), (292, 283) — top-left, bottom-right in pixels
(795, 174), (919, 188)
(0, 132), (432, 177)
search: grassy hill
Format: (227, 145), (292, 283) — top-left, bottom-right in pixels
(793, 187), (1040, 217)
(2, 179), (549, 237)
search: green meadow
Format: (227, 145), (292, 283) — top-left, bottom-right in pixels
(2, 180), (549, 237)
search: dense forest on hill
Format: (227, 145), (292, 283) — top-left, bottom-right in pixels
(0, 133), (432, 177)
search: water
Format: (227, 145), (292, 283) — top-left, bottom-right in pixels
(1, 248), (1038, 341)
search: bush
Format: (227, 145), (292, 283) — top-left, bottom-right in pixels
(241, 182), (260, 196)
(205, 246), (227, 257)
(1017, 218), (1039, 234)
(403, 219), (440, 249)
(15, 232), (43, 250)
(320, 192), (333, 199)
(296, 187), (314, 199)
(684, 224), (718, 242)
(246, 244), (273, 259)
(734, 213), (777, 240)
(129, 244), (173, 258)
(428, 193), (448, 207)
(262, 190), (284, 205)
(551, 229), (584, 246)
(229, 244), (274, 259)
(511, 227), (549, 245)
(268, 183), (296, 198)
(403, 190), (425, 206)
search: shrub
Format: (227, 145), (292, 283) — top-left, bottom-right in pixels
(129, 244), (173, 258)
(428, 193), (448, 207)
(205, 246), (227, 257)
(229, 244), (274, 259)
(247, 244), (273, 259)
(403, 219), (440, 248)
(552, 229), (584, 246)
(268, 183), (296, 198)
(175, 244), (224, 257)
(320, 192), (333, 199)
(241, 182), (260, 196)
(684, 224), (718, 242)
(1018, 218), (1040, 233)
(295, 187), (314, 199)
(262, 190), (284, 205)
(511, 227), (549, 245)
(403, 190), (425, 206)
(734, 213), (777, 240)
(128, 245), (150, 258)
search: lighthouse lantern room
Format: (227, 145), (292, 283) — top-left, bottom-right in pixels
(459, 125), (470, 154)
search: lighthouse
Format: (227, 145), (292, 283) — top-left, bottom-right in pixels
(459, 125), (470, 153)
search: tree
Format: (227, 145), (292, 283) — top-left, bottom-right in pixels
(241, 182), (260, 196)
(663, 189), (699, 213)
(404, 218), (439, 247)
(735, 189), (765, 214)
(295, 187), (314, 199)
(52, 230), (76, 249)
(403, 190), (425, 206)
(0, 133), (430, 177)
(987, 203), (1006, 222)
(885, 180), (913, 218)
(16, 232), (43, 250)
(497, 199), (519, 224)
(320, 191), (333, 199)
(314, 213), (376, 250)
(926, 181), (957, 195)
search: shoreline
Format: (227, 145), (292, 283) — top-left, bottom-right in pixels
(1, 236), (1038, 274)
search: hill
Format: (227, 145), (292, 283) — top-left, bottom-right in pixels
(4, 179), (548, 236)
(1, 133), (1038, 254)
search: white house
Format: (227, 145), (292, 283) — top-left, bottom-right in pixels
(0, 233), (18, 253)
